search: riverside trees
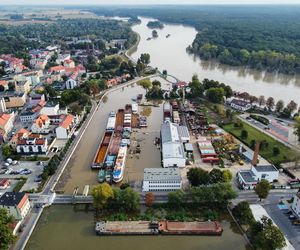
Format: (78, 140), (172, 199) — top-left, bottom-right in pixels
(0, 208), (15, 250)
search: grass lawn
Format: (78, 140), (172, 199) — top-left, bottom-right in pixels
(223, 120), (296, 164)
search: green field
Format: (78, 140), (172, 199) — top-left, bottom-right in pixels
(223, 120), (296, 164)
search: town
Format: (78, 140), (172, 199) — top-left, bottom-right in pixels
(0, 4), (300, 250)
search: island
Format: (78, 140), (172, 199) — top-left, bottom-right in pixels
(147, 20), (164, 29)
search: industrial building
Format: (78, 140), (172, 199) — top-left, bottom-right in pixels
(160, 120), (189, 168)
(142, 168), (182, 192)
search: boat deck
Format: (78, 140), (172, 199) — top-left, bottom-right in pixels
(93, 132), (112, 165)
(107, 134), (122, 155)
(115, 109), (124, 132)
(131, 113), (140, 128)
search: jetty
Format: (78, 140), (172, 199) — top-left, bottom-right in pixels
(95, 220), (223, 236)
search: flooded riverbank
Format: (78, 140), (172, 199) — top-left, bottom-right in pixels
(131, 17), (300, 104)
(26, 205), (247, 250)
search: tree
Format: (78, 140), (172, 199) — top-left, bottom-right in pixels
(152, 80), (161, 87)
(273, 146), (280, 156)
(119, 187), (140, 211)
(275, 100), (284, 113)
(232, 201), (255, 225)
(189, 74), (203, 97)
(0, 85), (5, 92)
(44, 85), (57, 98)
(250, 216), (286, 250)
(258, 95), (266, 107)
(145, 192), (155, 207)
(287, 100), (298, 113)
(2, 145), (12, 158)
(209, 168), (223, 184)
(187, 168), (210, 186)
(168, 190), (185, 208)
(138, 78), (152, 92)
(222, 169), (233, 183)
(120, 183), (130, 190)
(240, 129), (248, 139)
(266, 97), (275, 110)
(139, 53), (150, 65)
(162, 70), (167, 75)
(206, 87), (224, 103)
(255, 179), (271, 201)
(92, 183), (114, 209)
(0, 208), (16, 250)
(294, 117), (300, 141)
(152, 30), (158, 38)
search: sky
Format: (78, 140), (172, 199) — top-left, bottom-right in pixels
(1, 0), (300, 5)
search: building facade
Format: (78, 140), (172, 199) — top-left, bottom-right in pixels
(142, 168), (182, 192)
(16, 138), (48, 155)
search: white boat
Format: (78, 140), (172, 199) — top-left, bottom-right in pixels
(113, 145), (127, 183)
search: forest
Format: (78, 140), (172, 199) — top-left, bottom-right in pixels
(0, 18), (136, 55)
(91, 5), (300, 74)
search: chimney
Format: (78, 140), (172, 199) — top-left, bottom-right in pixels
(251, 141), (260, 166)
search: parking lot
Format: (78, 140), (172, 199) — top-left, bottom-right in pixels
(0, 161), (44, 192)
(264, 202), (300, 249)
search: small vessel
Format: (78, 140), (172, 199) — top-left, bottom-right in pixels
(146, 37), (152, 41)
(105, 169), (113, 183)
(166, 34), (171, 38)
(113, 145), (127, 183)
(98, 169), (106, 183)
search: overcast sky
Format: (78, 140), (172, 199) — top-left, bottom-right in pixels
(1, 0), (300, 5)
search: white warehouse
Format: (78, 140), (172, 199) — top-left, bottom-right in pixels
(142, 168), (182, 192)
(160, 120), (188, 168)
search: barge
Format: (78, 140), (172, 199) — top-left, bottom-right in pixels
(96, 221), (223, 236)
(113, 145), (127, 183)
(92, 131), (113, 169)
(106, 111), (116, 131)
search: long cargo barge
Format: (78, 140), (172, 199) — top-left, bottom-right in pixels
(96, 221), (223, 236)
(92, 131), (113, 169)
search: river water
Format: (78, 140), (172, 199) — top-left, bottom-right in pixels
(26, 205), (247, 250)
(131, 17), (300, 104)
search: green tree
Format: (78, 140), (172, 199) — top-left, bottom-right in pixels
(232, 201), (255, 225)
(275, 100), (284, 113)
(287, 100), (298, 113)
(206, 87), (224, 103)
(266, 97), (275, 110)
(250, 216), (286, 250)
(255, 179), (271, 201)
(92, 183), (114, 210)
(140, 53), (150, 65)
(258, 95), (266, 107)
(189, 74), (203, 97)
(294, 117), (300, 141)
(138, 78), (152, 92)
(168, 190), (185, 208)
(209, 168), (223, 184)
(241, 130), (248, 139)
(222, 169), (233, 183)
(44, 85), (57, 98)
(187, 168), (209, 186)
(0, 208), (16, 250)
(2, 145), (12, 158)
(119, 187), (140, 211)
(273, 146), (280, 156)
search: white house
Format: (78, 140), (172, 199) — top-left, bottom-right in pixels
(40, 102), (59, 116)
(292, 193), (300, 218)
(0, 192), (30, 220)
(66, 78), (77, 90)
(31, 114), (50, 134)
(20, 111), (37, 124)
(16, 138), (48, 155)
(161, 120), (186, 168)
(237, 165), (279, 190)
(142, 168), (182, 192)
(55, 114), (76, 139)
(229, 98), (252, 112)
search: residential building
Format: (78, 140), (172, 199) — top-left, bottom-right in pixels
(40, 102), (59, 116)
(55, 114), (76, 139)
(66, 78), (77, 90)
(237, 165), (279, 190)
(29, 93), (45, 107)
(16, 138), (48, 155)
(161, 120), (186, 168)
(0, 192), (30, 220)
(0, 112), (15, 141)
(292, 193), (300, 218)
(15, 80), (31, 94)
(8, 128), (30, 148)
(229, 98), (252, 112)
(142, 168), (182, 192)
(20, 111), (37, 124)
(0, 179), (11, 190)
(0, 92), (26, 108)
(64, 59), (75, 68)
(0, 97), (6, 112)
(0, 80), (9, 91)
(56, 54), (71, 65)
(31, 114), (50, 134)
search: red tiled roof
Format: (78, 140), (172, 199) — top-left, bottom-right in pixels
(0, 114), (12, 126)
(59, 114), (74, 129)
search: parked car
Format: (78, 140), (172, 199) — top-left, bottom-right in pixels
(284, 210), (293, 215)
(292, 220), (300, 225)
(289, 214), (296, 220)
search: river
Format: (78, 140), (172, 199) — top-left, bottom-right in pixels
(26, 205), (247, 250)
(131, 17), (300, 104)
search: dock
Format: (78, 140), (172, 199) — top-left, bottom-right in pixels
(95, 220), (223, 236)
